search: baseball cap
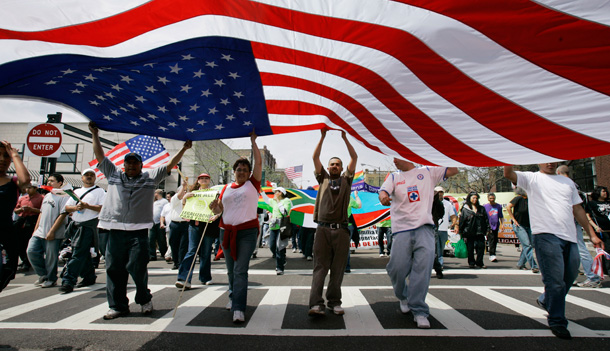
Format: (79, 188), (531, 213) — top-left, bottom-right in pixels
(124, 152), (142, 163)
(273, 187), (287, 195)
(434, 186), (445, 192)
(198, 173), (211, 179)
(28, 181), (38, 188)
(81, 168), (97, 176)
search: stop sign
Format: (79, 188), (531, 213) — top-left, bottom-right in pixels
(25, 123), (64, 158)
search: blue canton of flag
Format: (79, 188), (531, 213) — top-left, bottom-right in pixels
(0, 37), (271, 140)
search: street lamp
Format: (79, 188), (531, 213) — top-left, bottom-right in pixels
(361, 163), (381, 186)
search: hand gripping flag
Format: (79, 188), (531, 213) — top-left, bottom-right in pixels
(2, 0), (610, 166)
(592, 247), (610, 280)
(88, 135), (170, 179)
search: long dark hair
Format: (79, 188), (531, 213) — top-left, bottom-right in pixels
(463, 191), (482, 211)
(591, 186), (609, 201)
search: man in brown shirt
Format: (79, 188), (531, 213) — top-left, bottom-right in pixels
(308, 129), (357, 316)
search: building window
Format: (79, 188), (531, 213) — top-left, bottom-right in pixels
(572, 158), (596, 192)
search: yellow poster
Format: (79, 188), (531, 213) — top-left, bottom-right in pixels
(179, 189), (218, 222)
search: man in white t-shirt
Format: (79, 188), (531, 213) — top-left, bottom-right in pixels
(504, 163), (604, 340)
(379, 159), (458, 329)
(59, 169), (106, 293)
(434, 186), (457, 270)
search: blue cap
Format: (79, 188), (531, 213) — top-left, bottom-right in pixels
(124, 152), (142, 163)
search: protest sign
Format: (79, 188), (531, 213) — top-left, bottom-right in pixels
(180, 189), (218, 222)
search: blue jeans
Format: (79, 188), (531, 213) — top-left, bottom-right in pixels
(26, 236), (62, 283)
(269, 229), (286, 271)
(435, 230), (448, 266)
(220, 227), (258, 312)
(386, 225), (435, 318)
(178, 225), (215, 283)
(106, 229), (152, 312)
(513, 225), (537, 269)
(532, 233), (580, 328)
(575, 224), (600, 283)
(169, 222), (189, 267)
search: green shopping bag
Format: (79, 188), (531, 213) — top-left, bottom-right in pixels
(452, 239), (468, 258)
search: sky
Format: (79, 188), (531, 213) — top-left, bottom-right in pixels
(0, 98), (396, 186)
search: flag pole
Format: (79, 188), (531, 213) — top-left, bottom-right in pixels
(173, 219), (210, 318)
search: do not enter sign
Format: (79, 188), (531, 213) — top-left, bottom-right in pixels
(25, 123), (64, 158)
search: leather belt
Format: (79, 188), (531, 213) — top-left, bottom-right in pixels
(317, 222), (348, 229)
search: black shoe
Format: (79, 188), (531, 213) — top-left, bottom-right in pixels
(469, 265), (475, 269)
(172, 264), (179, 270)
(149, 257), (157, 261)
(345, 269), (351, 273)
(76, 278), (97, 288)
(59, 284), (74, 294)
(435, 269), (444, 279)
(550, 326), (572, 340)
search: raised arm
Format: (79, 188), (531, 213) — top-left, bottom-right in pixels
(503, 166), (518, 184)
(2, 140), (30, 187)
(342, 131), (358, 174)
(166, 140), (192, 174)
(88, 122), (105, 164)
(312, 129), (326, 175)
(250, 130), (262, 182)
(445, 167), (459, 178)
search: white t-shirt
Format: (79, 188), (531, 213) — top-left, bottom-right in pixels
(379, 166), (448, 233)
(65, 186), (106, 223)
(167, 194), (185, 222)
(160, 202), (171, 232)
(33, 192), (70, 239)
(516, 171), (581, 242)
(221, 176), (260, 226)
(153, 198), (169, 224)
(438, 199), (457, 231)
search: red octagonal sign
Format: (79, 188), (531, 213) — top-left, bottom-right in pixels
(26, 123), (63, 157)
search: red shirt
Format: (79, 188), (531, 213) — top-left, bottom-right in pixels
(15, 192), (43, 217)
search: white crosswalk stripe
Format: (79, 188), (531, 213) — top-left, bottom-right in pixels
(2, 283), (609, 337)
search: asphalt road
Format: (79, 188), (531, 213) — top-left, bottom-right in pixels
(1, 243), (608, 351)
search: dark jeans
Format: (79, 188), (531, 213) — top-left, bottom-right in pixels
(178, 225), (215, 283)
(98, 229), (109, 257)
(148, 223), (167, 259)
(300, 227), (315, 258)
(378, 227), (392, 254)
(62, 226), (97, 287)
(269, 229), (286, 271)
(487, 227), (499, 256)
(169, 221), (189, 266)
(106, 229), (152, 312)
(14, 215), (37, 266)
(533, 233), (579, 328)
(465, 235), (485, 267)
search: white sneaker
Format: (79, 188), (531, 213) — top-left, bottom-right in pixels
(331, 305), (345, 315)
(308, 305), (326, 316)
(226, 300), (232, 310)
(34, 276), (46, 286)
(175, 280), (191, 289)
(414, 315), (430, 329)
(233, 310), (245, 323)
(41, 280), (57, 288)
(204, 280), (213, 286)
(400, 300), (410, 314)
(292, 248), (297, 253)
(490, 255), (497, 262)
(141, 300), (153, 314)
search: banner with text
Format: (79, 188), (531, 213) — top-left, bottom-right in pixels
(180, 189), (218, 222)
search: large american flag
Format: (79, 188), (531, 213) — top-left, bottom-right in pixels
(284, 165), (303, 180)
(1, 0), (610, 167)
(88, 135), (170, 179)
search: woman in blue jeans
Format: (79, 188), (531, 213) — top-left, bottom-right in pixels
(210, 131), (262, 324)
(175, 173), (220, 289)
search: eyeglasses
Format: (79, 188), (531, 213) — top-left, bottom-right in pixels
(234, 168), (250, 173)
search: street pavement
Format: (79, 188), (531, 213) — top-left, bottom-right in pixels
(0, 243), (608, 350)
